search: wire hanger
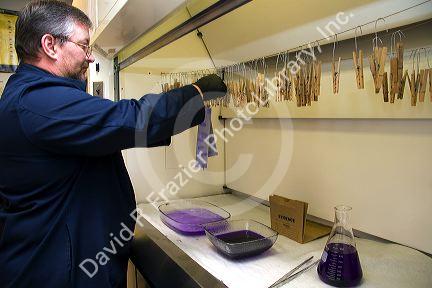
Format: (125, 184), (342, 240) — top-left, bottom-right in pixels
(390, 30), (405, 57)
(353, 26), (364, 89)
(354, 26), (362, 53)
(332, 34), (341, 94)
(372, 17), (386, 50)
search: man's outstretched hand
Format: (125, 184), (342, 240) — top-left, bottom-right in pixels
(193, 74), (227, 102)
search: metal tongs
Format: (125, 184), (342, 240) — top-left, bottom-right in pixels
(269, 256), (319, 288)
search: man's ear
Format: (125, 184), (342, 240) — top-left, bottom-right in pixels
(40, 34), (59, 60)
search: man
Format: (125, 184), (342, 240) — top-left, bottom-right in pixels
(0, 0), (226, 287)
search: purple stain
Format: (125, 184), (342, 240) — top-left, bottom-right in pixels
(317, 243), (363, 287)
(195, 107), (217, 169)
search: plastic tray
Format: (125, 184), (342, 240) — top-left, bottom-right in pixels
(158, 199), (230, 235)
(204, 219), (278, 258)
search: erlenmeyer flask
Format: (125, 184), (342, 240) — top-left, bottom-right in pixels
(317, 205), (363, 287)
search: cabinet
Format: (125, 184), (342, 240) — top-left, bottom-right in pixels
(127, 261), (150, 288)
(88, 0), (186, 56)
(96, 0), (118, 28)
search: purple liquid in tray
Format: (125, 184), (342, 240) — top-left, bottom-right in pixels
(213, 230), (274, 258)
(216, 230), (265, 243)
(317, 243), (363, 287)
(163, 208), (224, 234)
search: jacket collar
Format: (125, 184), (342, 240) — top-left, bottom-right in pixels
(17, 63), (87, 91)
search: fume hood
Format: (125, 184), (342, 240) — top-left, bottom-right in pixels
(87, 0), (432, 286)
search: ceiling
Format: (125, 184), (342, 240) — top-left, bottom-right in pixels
(0, 0), (72, 12)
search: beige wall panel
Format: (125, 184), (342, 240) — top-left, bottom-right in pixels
(225, 117), (432, 253)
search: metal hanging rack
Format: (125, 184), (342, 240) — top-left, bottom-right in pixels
(161, 0), (431, 78)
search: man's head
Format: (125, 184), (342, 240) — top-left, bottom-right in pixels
(15, 0), (95, 81)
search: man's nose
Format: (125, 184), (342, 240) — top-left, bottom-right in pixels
(87, 53), (95, 63)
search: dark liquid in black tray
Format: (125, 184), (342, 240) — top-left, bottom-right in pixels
(213, 230), (274, 258)
(216, 230), (265, 243)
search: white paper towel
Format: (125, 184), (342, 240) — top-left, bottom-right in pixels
(138, 194), (432, 288)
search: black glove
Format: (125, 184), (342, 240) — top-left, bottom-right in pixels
(194, 74), (227, 101)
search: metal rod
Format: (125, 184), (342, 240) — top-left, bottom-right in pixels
(269, 256), (314, 288)
(118, 0), (252, 70)
(0, 8), (19, 15)
(113, 56), (120, 101)
(284, 259), (320, 283)
(186, 7), (217, 69)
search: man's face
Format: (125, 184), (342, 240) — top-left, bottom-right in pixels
(57, 22), (95, 81)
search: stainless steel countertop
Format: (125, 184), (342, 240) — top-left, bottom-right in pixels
(130, 193), (432, 288)
(131, 214), (227, 288)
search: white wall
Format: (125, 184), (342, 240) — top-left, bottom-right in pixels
(88, 50), (114, 100)
(225, 118), (432, 252)
(73, 0), (115, 100)
(120, 72), (225, 203)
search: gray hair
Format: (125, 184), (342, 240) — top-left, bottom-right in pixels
(15, 0), (92, 62)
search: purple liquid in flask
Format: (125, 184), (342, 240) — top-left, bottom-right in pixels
(317, 205), (363, 287)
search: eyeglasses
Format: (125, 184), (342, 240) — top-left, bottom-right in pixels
(66, 39), (93, 58)
(54, 35), (93, 58)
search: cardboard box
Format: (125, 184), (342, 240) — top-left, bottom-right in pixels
(269, 195), (331, 244)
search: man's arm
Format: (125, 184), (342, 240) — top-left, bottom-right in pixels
(18, 84), (205, 156)
(18, 74), (226, 156)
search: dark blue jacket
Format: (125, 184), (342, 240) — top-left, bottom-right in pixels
(0, 64), (204, 287)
